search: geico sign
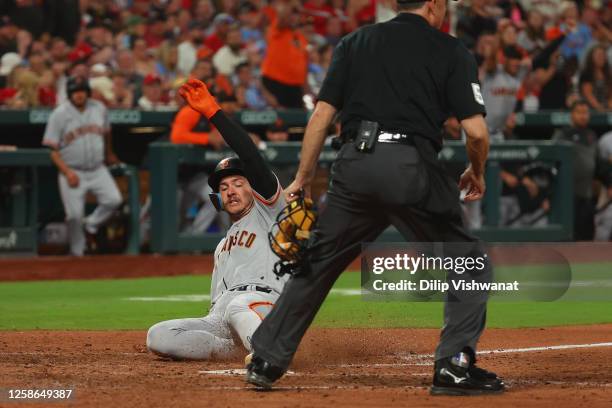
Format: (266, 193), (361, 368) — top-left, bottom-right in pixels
(108, 110), (142, 124)
(29, 109), (51, 124)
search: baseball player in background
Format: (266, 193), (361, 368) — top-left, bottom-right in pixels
(146, 79), (288, 360)
(42, 76), (122, 256)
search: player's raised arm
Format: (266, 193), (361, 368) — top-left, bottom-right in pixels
(179, 79), (277, 199)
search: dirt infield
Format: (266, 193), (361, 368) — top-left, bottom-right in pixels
(2, 326), (612, 407)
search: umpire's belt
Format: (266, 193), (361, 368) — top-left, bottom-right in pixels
(377, 132), (416, 145)
(228, 285), (273, 294)
(343, 131), (416, 145)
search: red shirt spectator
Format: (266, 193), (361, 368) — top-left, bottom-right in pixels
(303, 0), (334, 36)
(205, 13), (235, 54)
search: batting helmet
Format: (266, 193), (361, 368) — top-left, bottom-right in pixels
(66, 76), (91, 97)
(207, 157), (247, 211)
(208, 157), (246, 193)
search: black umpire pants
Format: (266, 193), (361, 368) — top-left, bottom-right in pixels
(251, 139), (490, 369)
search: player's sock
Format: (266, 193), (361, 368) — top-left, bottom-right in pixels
(228, 307), (271, 351)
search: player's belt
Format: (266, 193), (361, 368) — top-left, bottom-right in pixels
(228, 285), (273, 294)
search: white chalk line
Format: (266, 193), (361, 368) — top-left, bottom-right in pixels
(398, 341), (612, 362)
(199, 341), (612, 377)
(201, 381), (612, 391)
(198, 368), (430, 377)
(125, 289), (361, 303)
(202, 385), (429, 391)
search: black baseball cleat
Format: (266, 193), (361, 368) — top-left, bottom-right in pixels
(430, 351), (505, 396)
(245, 354), (285, 390)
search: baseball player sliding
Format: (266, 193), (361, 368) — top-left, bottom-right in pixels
(42, 76), (122, 256)
(146, 79), (289, 360)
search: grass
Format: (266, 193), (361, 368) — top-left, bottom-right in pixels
(0, 263), (611, 330)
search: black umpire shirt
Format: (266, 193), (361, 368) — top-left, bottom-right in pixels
(318, 12), (486, 151)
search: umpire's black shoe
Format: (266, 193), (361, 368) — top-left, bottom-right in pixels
(430, 352), (505, 396)
(245, 354), (285, 390)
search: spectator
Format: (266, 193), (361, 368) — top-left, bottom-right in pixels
(265, 119), (290, 142)
(0, 52), (21, 88)
(517, 9), (547, 55)
(346, 0), (376, 30)
(456, 0), (498, 49)
(234, 62), (271, 110)
(175, 8), (193, 36)
(156, 40), (180, 82)
(517, 0), (563, 23)
(49, 37), (69, 62)
(212, 25), (247, 76)
(502, 0), (526, 26)
(555, 1), (593, 61)
(534, 36), (579, 110)
(205, 13), (235, 53)
(331, 0), (350, 26)
(110, 72), (134, 109)
(43, 0), (81, 45)
(69, 63), (90, 80)
(219, 0), (240, 16)
(132, 37), (157, 77)
(553, 100), (609, 240)
(178, 22), (204, 77)
(261, 2), (308, 108)
(3, 0), (45, 38)
(0, 17), (19, 56)
(190, 58), (234, 102)
(579, 44), (612, 111)
(89, 75), (115, 106)
(325, 16), (344, 45)
(38, 70), (57, 106)
(7, 68), (39, 108)
(481, 45), (529, 141)
(84, 23), (114, 65)
(303, 0), (335, 35)
(51, 60), (68, 104)
(28, 52), (49, 77)
(192, 0), (216, 27)
(143, 16), (167, 48)
(238, 3), (265, 49)
(307, 43), (332, 96)
(497, 21), (526, 62)
(515, 71), (541, 112)
(114, 49), (144, 103)
(137, 73), (175, 111)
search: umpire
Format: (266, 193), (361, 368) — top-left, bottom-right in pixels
(246, 0), (504, 396)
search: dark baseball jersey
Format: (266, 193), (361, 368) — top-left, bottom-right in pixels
(318, 12), (486, 150)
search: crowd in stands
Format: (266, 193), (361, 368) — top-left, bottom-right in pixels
(0, 0), (609, 113)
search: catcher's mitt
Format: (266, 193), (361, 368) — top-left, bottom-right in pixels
(268, 196), (317, 277)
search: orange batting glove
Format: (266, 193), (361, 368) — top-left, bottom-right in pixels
(179, 78), (221, 120)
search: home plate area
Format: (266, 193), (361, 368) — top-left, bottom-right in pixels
(2, 326), (612, 407)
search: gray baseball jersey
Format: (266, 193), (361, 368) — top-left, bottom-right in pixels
(42, 99), (110, 170)
(481, 65), (528, 138)
(210, 182), (288, 305)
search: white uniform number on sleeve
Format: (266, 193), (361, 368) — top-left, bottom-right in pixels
(471, 83), (484, 105)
